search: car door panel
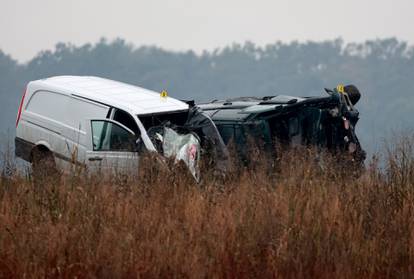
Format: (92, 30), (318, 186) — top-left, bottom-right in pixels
(85, 119), (139, 176)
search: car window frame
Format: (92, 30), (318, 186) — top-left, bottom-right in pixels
(90, 118), (137, 152)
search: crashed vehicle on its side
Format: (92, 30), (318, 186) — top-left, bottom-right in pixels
(15, 76), (229, 181)
(198, 85), (366, 167)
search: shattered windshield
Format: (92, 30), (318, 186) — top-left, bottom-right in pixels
(138, 110), (189, 130)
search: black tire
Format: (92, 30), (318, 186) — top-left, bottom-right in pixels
(31, 148), (60, 185)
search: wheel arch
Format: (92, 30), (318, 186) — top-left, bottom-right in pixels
(30, 141), (53, 163)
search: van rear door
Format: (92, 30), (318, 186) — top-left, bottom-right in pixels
(85, 119), (139, 176)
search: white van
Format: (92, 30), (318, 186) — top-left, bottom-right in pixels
(15, 76), (228, 179)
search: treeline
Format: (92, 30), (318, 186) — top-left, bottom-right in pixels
(1, 38), (414, 152)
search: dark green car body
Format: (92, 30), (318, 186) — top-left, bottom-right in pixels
(198, 91), (365, 165)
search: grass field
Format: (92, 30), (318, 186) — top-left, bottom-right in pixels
(0, 137), (413, 278)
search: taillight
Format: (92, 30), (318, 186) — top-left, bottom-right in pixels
(16, 86), (27, 127)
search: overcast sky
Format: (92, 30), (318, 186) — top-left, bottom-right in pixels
(1, 0), (413, 62)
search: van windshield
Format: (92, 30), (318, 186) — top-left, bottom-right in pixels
(138, 110), (189, 130)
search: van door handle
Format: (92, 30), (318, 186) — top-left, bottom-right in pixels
(88, 156), (103, 161)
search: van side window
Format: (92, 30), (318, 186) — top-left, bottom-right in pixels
(113, 109), (140, 135)
(91, 120), (136, 152)
(26, 91), (109, 132)
(26, 91), (70, 123)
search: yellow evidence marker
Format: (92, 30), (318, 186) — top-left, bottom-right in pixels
(336, 84), (345, 94)
(160, 90), (168, 98)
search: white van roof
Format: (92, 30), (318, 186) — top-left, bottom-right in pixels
(30, 76), (189, 115)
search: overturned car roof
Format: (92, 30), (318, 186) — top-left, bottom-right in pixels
(199, 95), (335, 121)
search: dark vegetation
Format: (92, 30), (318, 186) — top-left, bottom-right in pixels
(0, 135), (414, 278)
(1, 38), (414, 154)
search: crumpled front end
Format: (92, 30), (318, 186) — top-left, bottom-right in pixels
(141, 106), (231, 181)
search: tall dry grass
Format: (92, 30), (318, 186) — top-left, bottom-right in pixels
(1, 137), (414, 278)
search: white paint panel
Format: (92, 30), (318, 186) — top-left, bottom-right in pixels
(33, 76), (189, 115)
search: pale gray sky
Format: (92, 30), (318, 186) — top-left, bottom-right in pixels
(1, 0), (413, 62)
